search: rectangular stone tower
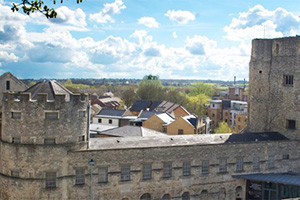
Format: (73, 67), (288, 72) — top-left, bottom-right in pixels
(249, 36), (300, 139)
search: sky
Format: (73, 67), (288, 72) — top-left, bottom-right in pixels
(1, 0), (300, 80)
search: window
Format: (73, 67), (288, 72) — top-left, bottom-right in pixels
(212, 104), (215, 107)
(44, 138), (55, 145)
(12, 137), (20, 144)
(75, 168), (85, 185)
(108, 119), (113, 124)
(142, 164), (152, 180)
(183, 161), (191, 176)
(225, 112), (228, 116)
(283, 154), (289, 160)
(78, 110), (86, 118)
(140, 193), (151, 200)
(11, 112), (21, 119)
(212, 113), (215, 117)
(287, 119), (296, 130)
(283, 75), (293, 86)
(182, 192), (190, 200)
(121, 166), (130, 181)
(162, 194), (170, 200)
(202, 160), (209, 175)
(45, 172), (56, 188)
(219, 158), (227, 173)
(45, 112), (58, 120)
(98, 118), (102, 123)
(236, 157), (244, 172)
(163, 162), (172, 178)
(238, 117), (241, 122)
(268, 155), (275, 169)
(253, 156), (260, 170)
(238, 125), (241, 130)
(98, 167), (108, 183)
(178, 129), (184, 135)
(5, 80), (10, 90)
(78, 135), (85, 142)
(11, 171), (19, 178)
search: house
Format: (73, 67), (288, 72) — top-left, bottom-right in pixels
(166, 114), (201, 135)
(93, 109), (127, 126)
(143, 113), (174, 133)
(0, 72), (28, 108)
(91, 92), (121, 110)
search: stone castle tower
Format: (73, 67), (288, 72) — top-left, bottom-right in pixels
(249, 36), (300, 139)
(0, 80), (89, 199)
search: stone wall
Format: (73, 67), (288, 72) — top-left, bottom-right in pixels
(249, 36), (300, 139)
(1, 138), (299, 199)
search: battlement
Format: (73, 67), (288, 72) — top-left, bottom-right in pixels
(3, 92), (88, 104)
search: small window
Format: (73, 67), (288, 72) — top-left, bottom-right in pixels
(183, 161), (191, 176)
(182, 192), (190, 200)
(78, 135), (85, 142)
(238, 117), (241, 122)
(162, 194), (170, 200)
(163, 127), (167, 133)
(287, 119), (296, 130)
(201, 160), (209, 175)
(140, 193), (151, 200)
(283, 75), (293, 86)
(108, 119), (113, 124)
(5, 80), (10, 90)
(268, 155), (275, 169)
(11, 112), (21, 119)
(275, 44), (279, 54)
(142, 164), (152, 180)
(212, 113), (215, 117)
(212, 104), (215, 107)
(98, 167), (108, 183)
(78, 110), (86, 118)
(225, 112), (228, 116)
(44, 138), (55, 145)
(12, 137), (20, 144)
(121, 166), (130, 181)
(219, 158), (227, 173)
(98, 119), (102, 123)
(75, 168), (85, 185)
(11, 171), (19, 178)
(163, 162), (172, 178)
(45, 112), (59, 120)
(178, 129), (184, 135)
(45, 172), (56, 188)
(236, 157), (244, 172)
(283, 154), (289, 160)
(253, 156), (260, 170)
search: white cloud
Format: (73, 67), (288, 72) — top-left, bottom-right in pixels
(138, 17), (159, 28)
(224, 5), (300, 42)
(173, 31), (178, 39)
(0, 51), (18, 62)
(165, 10), (195, 24)
(185, 35), (217, 55)
(89, 0), (126, 23)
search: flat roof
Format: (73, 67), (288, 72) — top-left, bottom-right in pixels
(89, 132), (288, 150)
(233, 173), (300, 186)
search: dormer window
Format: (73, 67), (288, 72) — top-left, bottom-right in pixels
(5, 80), (10, 90)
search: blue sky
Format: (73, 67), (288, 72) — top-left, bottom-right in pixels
(1, 0), (300, 80)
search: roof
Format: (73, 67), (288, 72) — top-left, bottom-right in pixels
(138, 110), (161, 119)
(130, 100), (151, 111)
(149, 100), (163, 111)
(99, 125), (167, 137)
(156, 113), (174, 124)
(96, 109), (126, 117)
(225, 132), (288, 143)
(89, 124), (117, 132)
(183, 115), (198, 128)
(233, 173), (300, 186)
(24, 80), (72, 101)
(89, 132), (289, 150)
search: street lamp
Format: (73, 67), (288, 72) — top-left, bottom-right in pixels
(90, 159), (95, 200)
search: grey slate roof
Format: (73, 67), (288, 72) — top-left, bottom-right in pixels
(233, 173), (300, 186)
(24, 80), (72, 100)
(130, 100), (151, 111)
(97, 109), (126, 117)
(89, 132), (289, 150)
(149, 100), (163, 111)
(138, 110), (161, 119)
(225, 132), (288, 143)
(100, 125), (167, 137)
(183, 115), (198, 128)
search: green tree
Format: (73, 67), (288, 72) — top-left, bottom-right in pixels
(189, 82), (214, 97)
(11, 0), (83, 18)
(121, 88), (137, 108)
(164, 88), (189, 106)
(136, 75), (164, 100)
(185, 94), (210, 116)
(214, 121), (232, 134)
